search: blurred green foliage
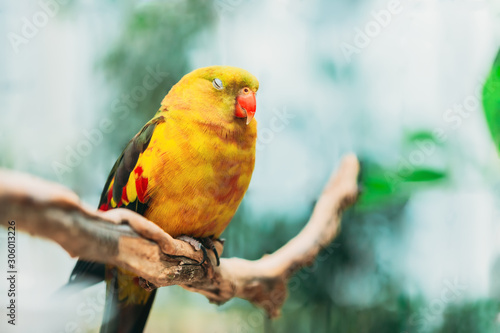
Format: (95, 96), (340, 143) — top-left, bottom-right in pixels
(99, 0), (215, 148)
(483, 50), (500, 154)
(358, 130), (447, 211)
(437, 300), (500, 333)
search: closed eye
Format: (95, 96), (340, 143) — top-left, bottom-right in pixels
(213, 78), (223, 90)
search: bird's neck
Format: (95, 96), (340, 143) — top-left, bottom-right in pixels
(159, 108), (257, 149)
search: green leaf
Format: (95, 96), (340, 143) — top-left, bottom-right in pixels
(357, 162), (406, 210)
(482, 50), (500, 153)
(401, 169), (447, 182)
(357, 161), (447, 211)
(405, 130), (438, 144)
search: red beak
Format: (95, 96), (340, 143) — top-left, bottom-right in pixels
(235, 92), (256, 125)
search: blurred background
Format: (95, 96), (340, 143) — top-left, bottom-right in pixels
(1, 0), (500, 332)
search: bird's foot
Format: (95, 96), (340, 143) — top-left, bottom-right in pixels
(177, 235), (221, 266)
(201, 237), (220, 267)
(177, 235), (209, 266)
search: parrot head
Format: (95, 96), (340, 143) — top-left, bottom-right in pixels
(161, 66), (259, 127)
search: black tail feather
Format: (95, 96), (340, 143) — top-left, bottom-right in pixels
(54, 260), (106, 297)
(69, 259), (106, 285)
(100, 267), (157, 333)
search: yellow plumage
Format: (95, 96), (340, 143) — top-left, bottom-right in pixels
(129, 112), (256, 238)
(73, 66), (259, 332)
(113, 66), (259, 238)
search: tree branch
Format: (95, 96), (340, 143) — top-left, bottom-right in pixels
(0, 154), (359, 317)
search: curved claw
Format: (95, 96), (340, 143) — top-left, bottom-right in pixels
(212, 246), (220, 266)
(197, 245), (208, 266)
(176, 235), (221, 266)
(202, 238), (220, 266)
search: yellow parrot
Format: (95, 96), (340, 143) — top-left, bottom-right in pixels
(69, 66), (259, 332)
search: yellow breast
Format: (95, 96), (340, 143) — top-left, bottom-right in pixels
(138, 116), (256, 238)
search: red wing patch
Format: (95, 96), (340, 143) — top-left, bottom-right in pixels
(134, 166), (149, 203)
(96, 116), (164, 215)
(121, 186), (129, 204)
(99, 186), (114, 211)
